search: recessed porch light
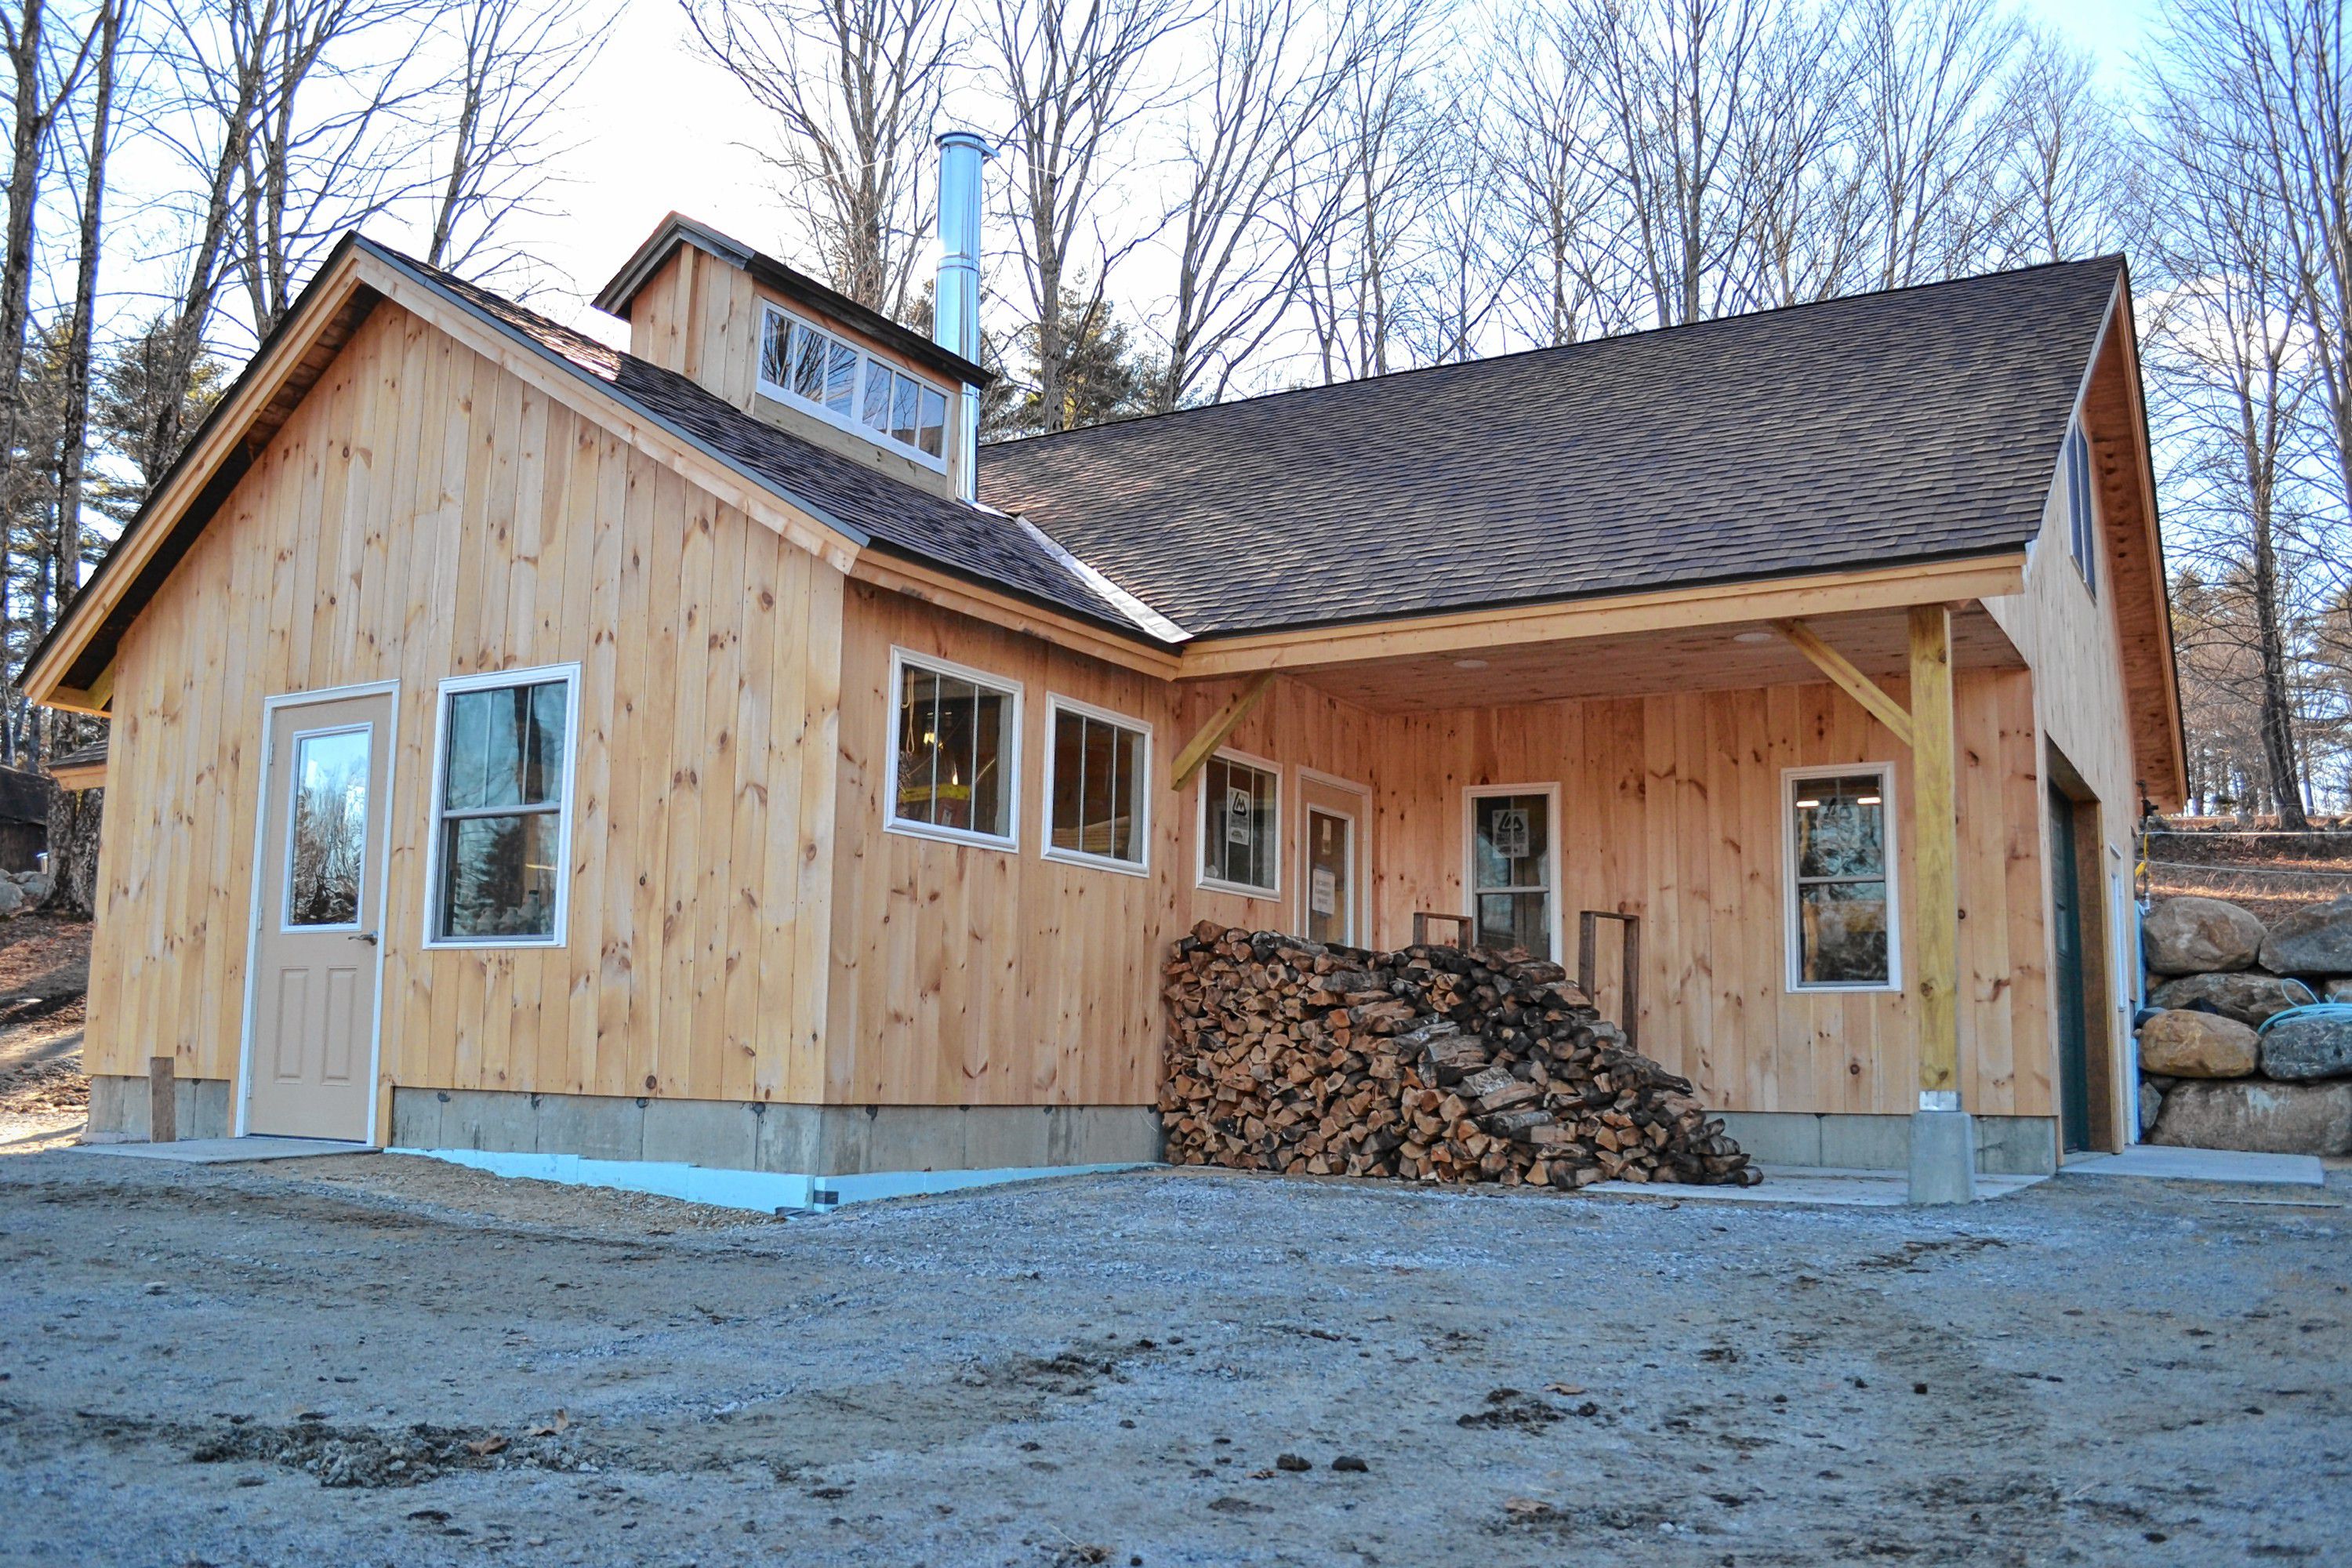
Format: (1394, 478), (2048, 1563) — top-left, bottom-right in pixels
(1454, 658), (1489, 670)
(1733, 630), (1775, 644)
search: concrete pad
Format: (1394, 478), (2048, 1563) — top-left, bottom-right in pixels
(74, 1137), (372, 1165)
(2062, 1145), (2325, 1188)
(1589, 1165), (2048, 1207)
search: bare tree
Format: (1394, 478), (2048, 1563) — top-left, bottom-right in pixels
(982, 0), (1195, 430)
(425, 0), (610, 279)
(45, 0), (118, 644)
(683, 0), (953, 318)
(1994, 31), (2131, 265)
(2153, 0), (2352, 662)
(0, 0), (96, 563)
(1150, 0), (1356, 408)
(1847, 0), (2019, 290)
(1283, 0), (1443, 380)
(1490, 3), (1620, 344)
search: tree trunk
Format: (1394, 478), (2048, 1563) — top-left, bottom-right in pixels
(44, 782), (100, 918)
(49, 0), (117, 713)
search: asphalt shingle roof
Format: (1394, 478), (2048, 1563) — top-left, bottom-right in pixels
(978, 258), (2125, 638)
(376, 243), (1146, 635)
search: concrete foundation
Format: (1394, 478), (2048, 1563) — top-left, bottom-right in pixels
(391, 1087), (1164, 1177)
(86, 1076), (234, 1143)
(1906, 1110), (1980, 1204)
(1715, 1110), (2056, 1176)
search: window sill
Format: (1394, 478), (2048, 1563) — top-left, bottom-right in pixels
(885, 817), (1018, 855)
(1786, 980), (1903, 996)
(1198, 876), (1279, 900)
(423, 935), (567, 952)
(1044, 844), (1149, 878)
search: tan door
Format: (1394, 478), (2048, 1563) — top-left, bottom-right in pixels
(244, 691), (393, 1141)
(1298, 773), (1368, 946)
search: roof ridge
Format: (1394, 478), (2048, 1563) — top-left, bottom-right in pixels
(982, 253), (2127, 453)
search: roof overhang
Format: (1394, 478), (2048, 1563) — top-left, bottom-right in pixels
(591, 212), (995, 391)
(21, 234), (878, 713)
(2082, 269), (2187, 811)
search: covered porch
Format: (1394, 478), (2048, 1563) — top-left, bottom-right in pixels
(1165, 564), (2085, 1191)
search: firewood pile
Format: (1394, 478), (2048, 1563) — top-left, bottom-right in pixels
(1160, 921), (1759, 1190)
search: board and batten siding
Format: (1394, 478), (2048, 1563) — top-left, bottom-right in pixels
(84, 301), (846, 1117)
(822, 583), (1185, 1107)
(1174, 666), (2050, 1120)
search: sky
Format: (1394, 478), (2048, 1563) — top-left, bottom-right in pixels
(370, 0), (2169, 351)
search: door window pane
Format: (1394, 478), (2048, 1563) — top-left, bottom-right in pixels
(1049, 706), (1147, 866)
(891, 659), (1016, 842)
(434, 676), (573, 942)
(1789, 771), (1893, 986)
(1472, 793), (1551, 955)
(1201, 756), (1277, 892)
(1307, 809), (1351, 945)
(286, 728), (369, 927)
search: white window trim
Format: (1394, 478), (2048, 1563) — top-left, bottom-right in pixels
(1461, 782), (1563, 961)
(885, 646), (1022, 853)
(1296, 765), (1373, 946)
(757, 303), (949, 474)
(1780, 763), (1903, 994)
(1196, 745), (1282, 898)
(277, 720), (374, 935)
(422, 662), (583, 951)
(1040, 692), (1152, 877)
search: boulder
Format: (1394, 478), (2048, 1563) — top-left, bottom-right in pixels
(16, 872), (50, 904)
(2142, 897), (2267, 975)
(2149, 1079), (2352, 1156)
(0, 879), (26, 918)
(2259, 895), (2352, 976)
(2137, 1080), (2164, 1136)
(2135, 1010), (2260, 1078)
(2259, 1013), (2352, 1083)
(2149, 971), (2311, 1027)
(2325, 979), (2352, 1004)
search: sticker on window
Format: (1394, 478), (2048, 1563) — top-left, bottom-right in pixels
(1490, 808), (1530, 859)
(1310, 866), (1337, 916)
(1227, 787), (1253, 844)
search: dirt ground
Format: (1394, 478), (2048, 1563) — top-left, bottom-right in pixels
(1, 1148), (2345, 1567)
(2141, 822), (2352, 927)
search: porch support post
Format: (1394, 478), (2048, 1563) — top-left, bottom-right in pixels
(1906, 603), (1975, 1204)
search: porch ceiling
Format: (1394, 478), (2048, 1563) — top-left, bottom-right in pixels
(1279, 603), (2024, 715)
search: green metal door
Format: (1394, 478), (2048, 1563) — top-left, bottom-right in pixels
(2048, 785), (2093, 1153)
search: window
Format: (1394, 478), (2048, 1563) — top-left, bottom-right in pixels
(1785, 767), (1899, 990)
(1045, 697), (1149, 873)
(888, 651), (1018, 848)
(1199, 752), (1279, 895)
(285, 726), (370, 928)
(1468, 789), (1556, 957)
(2063, 419), (2096, 595)
(760, 306), (949, 465)
(427, 668), (579, 946)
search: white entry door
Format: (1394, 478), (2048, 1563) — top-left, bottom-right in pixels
(243, 689), (394, 1141)
(1298, 771), (1370, 947)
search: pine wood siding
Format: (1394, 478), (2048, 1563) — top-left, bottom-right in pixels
(83, 303), (846, 1112)
(822, 583), (1185, 1106)
(1180, 668), (2050, 1120)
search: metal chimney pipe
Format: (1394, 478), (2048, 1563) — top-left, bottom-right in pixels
(935, 130), (989, 503)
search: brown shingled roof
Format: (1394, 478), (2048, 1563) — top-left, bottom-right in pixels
(978, 257), (2127, 638)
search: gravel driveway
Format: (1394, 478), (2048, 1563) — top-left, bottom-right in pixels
(2, 1149), (2344, 1566)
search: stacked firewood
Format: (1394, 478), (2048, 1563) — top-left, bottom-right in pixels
(1160, 921), (1759, 1189)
